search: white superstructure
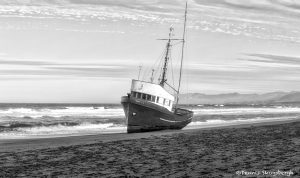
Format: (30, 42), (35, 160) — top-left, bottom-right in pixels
(130, 79), (174, 111)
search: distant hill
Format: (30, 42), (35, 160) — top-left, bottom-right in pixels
(179, 91), (300, 104)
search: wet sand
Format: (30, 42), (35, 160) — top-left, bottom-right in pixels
(0, 119), (299, 177)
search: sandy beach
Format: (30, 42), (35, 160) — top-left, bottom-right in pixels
(1, 119), (299, 177)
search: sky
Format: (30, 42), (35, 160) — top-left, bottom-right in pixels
(0, 0), (300, 103)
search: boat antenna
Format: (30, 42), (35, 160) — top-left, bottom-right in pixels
(159, 27), (173, 87)
(137, 65), (142, 80)
(176, 1), (188, 106)
(150, 69), (155, 83)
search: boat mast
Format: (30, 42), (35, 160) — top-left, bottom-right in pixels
(159, 27), (174, 87)
(137, 65), (142, 80)
(176, 2), (188, 106)
(150, 69), (155, 83)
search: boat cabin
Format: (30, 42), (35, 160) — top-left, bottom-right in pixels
(130, 79), (174, 111)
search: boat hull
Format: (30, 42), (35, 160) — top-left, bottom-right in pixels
(121, 96), (193, 133)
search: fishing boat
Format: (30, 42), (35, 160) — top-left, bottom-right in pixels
(121, 3), (193, 133)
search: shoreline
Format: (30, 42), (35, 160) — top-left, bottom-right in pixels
(1, 117), (299, 152)
(0, 118), (299, 177)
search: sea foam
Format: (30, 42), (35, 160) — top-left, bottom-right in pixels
(1, 104), (300, 139)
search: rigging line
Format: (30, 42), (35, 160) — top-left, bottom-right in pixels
(142, 60), (152, 81)
(158, 47), (168, 70)
(150, 45), (169, 82)
(164, 82), (178, 93)
(155, 62), (162, 83)
(155, 48), (167, 83)
(169, 50), (175, 96)
(141, 47), (165, 82)
(172, 41), (184, 46)
(153, 47), (167, 72)
(153, 48), (166, 83)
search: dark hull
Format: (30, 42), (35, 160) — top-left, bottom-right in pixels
(121, 96), (193, 133)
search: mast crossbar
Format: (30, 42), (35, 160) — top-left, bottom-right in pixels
(157, 39), (183, 41)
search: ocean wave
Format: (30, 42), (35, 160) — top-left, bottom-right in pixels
(0, 122), (126, 139)
(191, 107), (300, 115)
(1, 104), (300, 139)
(0, 107), (124, 119)
(191, 113), (299, 122)
(186, 116), (299, 129)
(1, 105), (300, 119)
(0, 121), (80, 130)
(0, 117), (126, 131)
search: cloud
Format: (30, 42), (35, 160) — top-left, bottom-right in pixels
(185, 53), (300, 85)
(187, 63), (255, 72)
(193, 0), (300, 16)
(190, 0), (300, 43)
(53, 28), (125, 34)
(0, 59), (136, 79)
(0, 59), (55, 66)
(0, 59), (134, 67)
(0, 67), (133, 79)
(187, 65), (300, 84)
(1, 0), (300, 43)
(0, 1), (179, 24)
(241, 53), (300, 67)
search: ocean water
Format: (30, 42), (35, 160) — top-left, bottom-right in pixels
(0, 103), (300, 139)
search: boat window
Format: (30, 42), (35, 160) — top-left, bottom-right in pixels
(151, 96), (156, 102)
(146, 94), (151, 101)
(158, 97), (164, 104)
(165, 100), (169, 106)
(156, 97), (159, 103)
(132, 91), (137, 98)
(142, 93), (146, 100)
(163, 99), (167, 105)
(137, 92), (142, 99)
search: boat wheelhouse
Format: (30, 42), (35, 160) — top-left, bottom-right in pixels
(130, 79), (174, 111)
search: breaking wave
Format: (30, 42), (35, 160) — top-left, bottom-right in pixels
(0, 106), (124, 118)
(0, 105), (126, 139)
(0, 103), (300, 139)
(191, 106), (300, 115)
(0, 122), (126, 139)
